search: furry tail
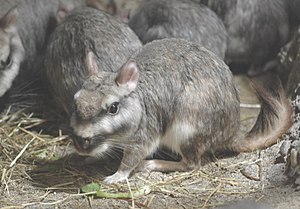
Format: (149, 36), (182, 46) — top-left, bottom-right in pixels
(233, 77), (293, 153)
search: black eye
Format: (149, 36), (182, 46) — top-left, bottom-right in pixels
(107, 102), (120, 115)
(1, 55), (11, 68)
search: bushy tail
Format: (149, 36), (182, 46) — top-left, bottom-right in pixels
(233, 77), (293, 153)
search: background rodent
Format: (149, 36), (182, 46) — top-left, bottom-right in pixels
(0, 0), (85, 98)
(200, 0), (290, 76)
(128, 0), (227, 59)
(43, 6), (142, 116)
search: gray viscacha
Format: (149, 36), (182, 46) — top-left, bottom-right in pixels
(128, 0), (227, 59)
(43, 6), (142, 115)
(70, 38), (292, 183)
(287, 0), (300, 26)
(202, 0), (290, 76)
(0, 0), (85, 98)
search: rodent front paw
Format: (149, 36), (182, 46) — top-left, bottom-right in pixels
(103, 171), (130, 184)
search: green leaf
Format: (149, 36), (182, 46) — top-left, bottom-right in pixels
(81, 182), (101, 193)
(35, 150), (48, 160)
(81, 183), (151, 199)
(95, 185), (151, 199)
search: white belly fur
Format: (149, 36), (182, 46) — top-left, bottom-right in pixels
(160, 121), (196, 154)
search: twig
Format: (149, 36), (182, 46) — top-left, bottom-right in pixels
(146, 195), (155, 208)
(258, 151), (263, 181)
(18, 127), (46, 142)
(9, 137), (35, 168)
(223, 158), (261, 169)
(201, 184), (221, 208)
(1, 168), (7, 183)
(40, 196), (70, 205)
(240, 169), (260, 181)
(38, 191), (52, 202)
(126, 178), (135, 209)
(240, 103), (261, 108)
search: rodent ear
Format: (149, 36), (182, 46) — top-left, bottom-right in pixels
(0, 6), (18, 32)
(115, 60), (139, 92)
(56, 2), (73, 23)
(85, 51), (99, 76)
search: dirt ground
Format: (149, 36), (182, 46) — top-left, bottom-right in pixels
(1, 1), (300, 208)
(1, 74), (300, 209)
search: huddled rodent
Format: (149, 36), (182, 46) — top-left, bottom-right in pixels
(70, 38), (293, 183)
(284, 27), (300, 96)
(43, 6), (142, 115)
(286, 0), (300, 26)
(128, 0), (227, 59)
(0, 0), (85, 98)
(201, 0), (290, 76)
(0, 6), (24, 97)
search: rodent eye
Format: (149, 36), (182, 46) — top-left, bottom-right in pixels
(107, 102), (120, 115)
(1, 55), (11, 68)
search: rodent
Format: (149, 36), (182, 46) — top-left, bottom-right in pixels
(0, 5), (24, 97)
(201, 0), (290, 76)
(70, 38), (293, 184)
(286, 0), (300, 26)
(285, 27), (300, 96)
(0, 0), (85, 98)
(128, 0), (227, 59)
(42, 6), (142, 115)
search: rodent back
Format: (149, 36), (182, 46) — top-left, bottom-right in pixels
(128, 0), (227, 59)
(44, 7), (142, 114)
(131, 39), (240, 149)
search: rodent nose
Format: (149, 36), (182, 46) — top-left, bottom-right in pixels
(82, 138), (91, 149)
(72, 135), (92, 153)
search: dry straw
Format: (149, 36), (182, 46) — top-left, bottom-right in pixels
(0, 104), (269, 208)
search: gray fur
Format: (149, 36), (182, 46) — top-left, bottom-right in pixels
(128, 0), (227, 59)
(71, 38), (240, 183)
(71, 38), (292, 183)
(286, 0), (300, 25)
(285, 27), (300, 96)
(43, 7), (142, 115)
(0, 7), (24, 97)
(203, 0), (290, 76)
(0, 0), (85, 97)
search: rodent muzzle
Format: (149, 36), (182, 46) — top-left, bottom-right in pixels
(72, 135), (93, 154)
(71, 134), (107, 154)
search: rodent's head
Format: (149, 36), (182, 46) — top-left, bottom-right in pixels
(0, 7), (18, 71)
(70, 52), (142, 157)
(0, 7), (24, 97)
(0, 31), (11, 71)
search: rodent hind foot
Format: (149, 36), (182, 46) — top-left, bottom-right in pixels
(103, 170), (131, 184)
(137, 159), (191, 173)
